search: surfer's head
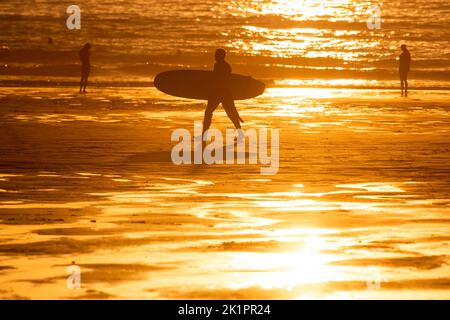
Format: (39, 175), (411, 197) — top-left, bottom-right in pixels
(215, 49), (226, 62)
(83, 43), (91, 51)
(401, 44), (407, 51)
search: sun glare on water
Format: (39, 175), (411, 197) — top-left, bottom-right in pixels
(239, 0), (352, 20)
(228, 0), (375, 60)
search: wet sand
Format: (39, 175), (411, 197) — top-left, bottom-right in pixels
(0, 86), (449, 299)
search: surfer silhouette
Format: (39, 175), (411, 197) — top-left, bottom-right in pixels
(202, 49), (244, 139)
(79, 43), (91, 93)
(399, 44), (411, 97)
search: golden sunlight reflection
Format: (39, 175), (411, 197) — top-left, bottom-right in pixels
(234, 0), (353, 20)
(337, 183), (405, 193)
(255, 199), (383, 212)
(228, 0), (378, 59)
(276, 79), (381, 87)
(224, 236), (341, 288)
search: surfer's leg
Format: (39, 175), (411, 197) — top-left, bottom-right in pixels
(222, 98), (245, 142)
(405, 78), (408, 97)
(222, 98), (241, 130)
(83, 67), (90, 92)
(80, 69), (85, 93)
(203, 99), (219, 135)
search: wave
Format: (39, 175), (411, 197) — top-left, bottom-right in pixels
(1, 61), (449, 84)
(2, 79), (450, 91)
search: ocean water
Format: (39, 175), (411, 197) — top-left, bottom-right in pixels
(0, 0), (449, 87)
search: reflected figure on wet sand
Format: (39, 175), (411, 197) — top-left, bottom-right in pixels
(79, 43), (91, 93)
(399, 44), (411, 97)
(203, 49), (244, 139)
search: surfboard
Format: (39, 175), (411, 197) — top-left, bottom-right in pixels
(154, 70), (265, 100)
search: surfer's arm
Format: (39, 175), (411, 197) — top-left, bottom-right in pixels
(226, 63), (232, 74)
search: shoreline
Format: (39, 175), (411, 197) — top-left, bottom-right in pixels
(2, 80), (450, 92)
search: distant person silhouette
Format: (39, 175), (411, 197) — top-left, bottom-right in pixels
(399, 44), (411, 97)
(79, 43), (91, 93)
(203, 49), (244, 139)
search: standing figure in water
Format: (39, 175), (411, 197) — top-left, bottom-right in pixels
(79, 43), (91, 93)
(399, 44), (411, 97)
(203, 49), (244, 138)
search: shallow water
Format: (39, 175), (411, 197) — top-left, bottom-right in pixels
(0, 87), (449, 299)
